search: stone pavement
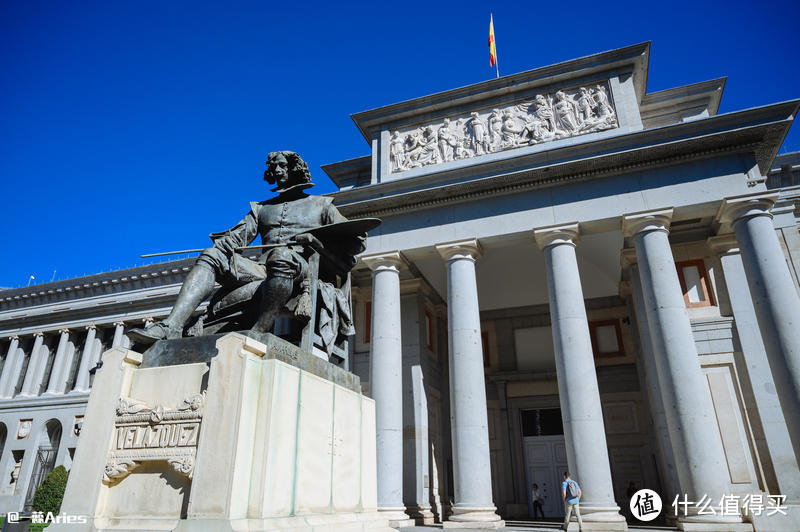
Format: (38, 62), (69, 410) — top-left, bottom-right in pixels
(399, 522), (679, 532)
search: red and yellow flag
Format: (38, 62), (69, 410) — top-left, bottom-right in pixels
(488, 14), (498, 69)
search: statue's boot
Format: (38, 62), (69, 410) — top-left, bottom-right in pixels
(129, 264), (217, 344)
(128, 321), (182, 344)
(249, 275), (294, 334)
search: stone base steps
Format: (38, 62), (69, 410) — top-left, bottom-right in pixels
(399, 521), (679, 532)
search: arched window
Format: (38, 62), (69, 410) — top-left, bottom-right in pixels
(0, 422), (7, 465)
(24, 419), (62, 510)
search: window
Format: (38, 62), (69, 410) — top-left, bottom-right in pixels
(424, 310), (434, 350)
(364, 301), (372, 343)
(521, 408), (564, 436)
(676, 260), (715, 308)
(589, 319), (624, 358)
(481, 331), (490, 367)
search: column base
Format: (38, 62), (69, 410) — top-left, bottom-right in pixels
(677, 512), (751, 532)
(444, 506), (504, 529)
(677, 523), (752, 532)
(443, 520), (505, 529)
(406, 505), (435, 525)
(562, 503), (626, 531)
(565, 523), (626, 531)
(377, 508), (414, 528)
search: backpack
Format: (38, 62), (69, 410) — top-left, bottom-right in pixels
(566, 479), (579, 499)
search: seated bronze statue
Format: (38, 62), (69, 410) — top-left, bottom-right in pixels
(129, 151), (377, 359)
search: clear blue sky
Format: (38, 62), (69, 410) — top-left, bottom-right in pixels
(1, 0), (798, 288)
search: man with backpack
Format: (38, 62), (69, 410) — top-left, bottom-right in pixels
(561, 471), (583, 531)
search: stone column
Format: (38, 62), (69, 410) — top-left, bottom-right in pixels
(112, 322), (126, 348)
(362, 251), (414, 527)
(622, 209), (743, 529)
(623, 251), (681, 509)
(709, 234), (800, 497)
(718, 192), (800, 462)
(19, 332), (45, 396)
(435, 239), (503, 529)
(72, 325), (97, 392)
(0, 337), (20, 398)
(45, 329), (71, 394)
(534, 224), (625, 530)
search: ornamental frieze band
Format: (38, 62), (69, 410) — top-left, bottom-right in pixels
(390, 82), (617, 173)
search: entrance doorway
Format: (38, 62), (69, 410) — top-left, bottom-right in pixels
(521, 408), (567, 519)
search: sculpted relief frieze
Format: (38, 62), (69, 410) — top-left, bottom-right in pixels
(390, 83), (617, 173)
(103, 393), (205, 484)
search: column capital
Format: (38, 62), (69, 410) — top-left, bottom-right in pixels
(113, 321), (125, 327)
(707, 234), (739, 255)
(58, 328), (70, 335)
(620, 248), (637, 269)
(435, 238), (482, 262)
(361, 251), (407, 273)
(8, 335), (19, 341)
(533, 222), (580, 250)
(622, 208), (674, 237)
(85, 324), (97, 331)
(716, 192), (779, 225)
(33, 331), (44, 338)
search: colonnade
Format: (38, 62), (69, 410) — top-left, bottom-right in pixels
(363, 191), (799, 531)
(0, 320), (136, 399)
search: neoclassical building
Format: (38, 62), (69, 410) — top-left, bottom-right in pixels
(0, 43), (799, 531)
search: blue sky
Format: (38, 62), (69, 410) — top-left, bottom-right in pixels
(1, 0), (798, 288)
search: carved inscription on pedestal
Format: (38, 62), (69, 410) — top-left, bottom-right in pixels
(390, 82), (618, 173)
(103, 393), (204, 484)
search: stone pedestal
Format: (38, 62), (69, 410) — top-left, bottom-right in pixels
(51, 332), (392, 532)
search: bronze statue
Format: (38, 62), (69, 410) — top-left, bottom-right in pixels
(129, 151), (375, 357)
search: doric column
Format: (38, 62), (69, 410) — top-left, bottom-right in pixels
(623, 209), (743, 529)
(718, 192), (800, 462)
(709, 234), (800, 497)
(19, 332), (45, 396)
(362, 251), (413, 527)
(534, 224), (625, 529)
(72, 325), (97, 392)
(622, 250), (681, 509)
(0, 336), (20, 398)
(112, 322), (126, 348)
(435, 239), (503, 529)
(45, 329), (71, 395)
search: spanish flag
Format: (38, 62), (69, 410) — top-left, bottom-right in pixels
(488, 14), (498, 74)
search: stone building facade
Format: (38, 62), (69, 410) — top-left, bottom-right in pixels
(0, 43), (799, 531)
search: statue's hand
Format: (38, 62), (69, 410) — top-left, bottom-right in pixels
(215, 235), (237, 255)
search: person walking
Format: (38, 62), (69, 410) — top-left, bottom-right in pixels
(561, 471), (583, 531)
(532, 483), (545, 519)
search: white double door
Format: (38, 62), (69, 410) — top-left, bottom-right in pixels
(523, 435), (568, 519)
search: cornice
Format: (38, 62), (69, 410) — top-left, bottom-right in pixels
(0, 391), (90, 411)
(333, 100), (797, 219)
(0, 258), (196, 311)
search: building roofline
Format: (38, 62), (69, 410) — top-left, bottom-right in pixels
(640, 77), (727, 116)
(350, 42), (651, 143)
